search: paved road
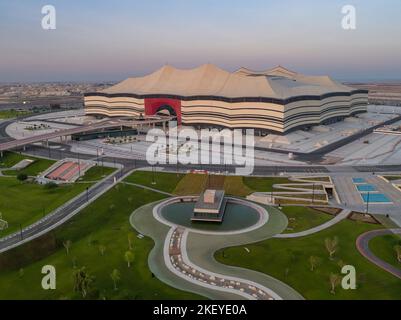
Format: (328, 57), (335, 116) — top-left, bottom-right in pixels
(0, 117), (173, 152)
(356, 229), (401, 280)
(0, 163), (134, 253)
(274, 209), (351, 238)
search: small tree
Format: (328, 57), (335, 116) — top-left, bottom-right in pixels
(110, 269), (121, 291)
(309, 256), (320, 272)
(124, 251), (135, 268)
(63, 240), (72, 255)
(325, 237), (339, 260)
(329, 273), (341, 295)
(395, 245), (401, 263)
(73, 267), (94, 298)
(99, 245), (106, 256)
(17, 173), (28, 182)
(128, 233), (135, 250)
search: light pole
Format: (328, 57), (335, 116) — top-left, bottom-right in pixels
(152, 165), (156, 185)
(366, 191), (370, 214)
(86, 187), (89, 202)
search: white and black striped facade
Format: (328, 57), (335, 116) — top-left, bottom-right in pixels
(84, 65), (368, 134)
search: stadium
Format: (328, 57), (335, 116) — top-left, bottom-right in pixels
(84, 64), (368, 134)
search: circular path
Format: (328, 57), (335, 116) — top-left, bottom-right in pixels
(356, 229), (401, 280)
(130, 199), (304, 300)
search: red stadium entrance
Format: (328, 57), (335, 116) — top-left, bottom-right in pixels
(144, 98), (182, 124)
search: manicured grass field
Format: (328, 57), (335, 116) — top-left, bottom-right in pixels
(0, 152), (38, 168)
(0, 110), (31, 119)
(0, 184), (201, 300)
(2, 158), (56, 177)
(0, 151), (56, 176)
(77, 166), (116, 182)
(281, 207), (333, 233)
(243, 177), (293, 192)
(125, 170), (184, 193)
(0, 177), (92, 237)
(173, 173), (208, 195)
(369, 234), (401, 269)
(215, 220), (401, 299)
(223, 176), (253, 197)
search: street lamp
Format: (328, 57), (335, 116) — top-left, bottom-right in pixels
(152, 165), (156, 185)
(86, 187), (89, 202)
(366, 191), (370, 214)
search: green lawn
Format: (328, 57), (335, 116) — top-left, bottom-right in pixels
(173, 173), (208, 195)
(0, 151), (56, 176)
(281, 207), (333, 233)
(2, 159), (56, 177)
(369, 234), (401, 269)
(0, 184), (201, 300)
(0, 166), (115, 237)
(243, 176), (293, 192)
(0, 152), (37, 168)
(125, 170), (184, 193)
(0, 110), (31, 119)
(0, 177), (92, 237)
(77, 166), (116, 182)
(215, 220), (401, 299)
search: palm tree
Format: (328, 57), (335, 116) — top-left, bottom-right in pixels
(73, 267), (94, 298)
(329, 273), (341, 295)
(99, 245), (106, 256)
(63, 240), (72, 255)
(309, 256), (320, 271)
(128, 233), (135, 250)
(395, 245), (401, 263)
(124, 251), (135, 268)
(325, 237), (339, 260)
(110, 269), (121, 290)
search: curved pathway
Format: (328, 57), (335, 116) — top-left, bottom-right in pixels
(274, 209), (351, 238)
(130, 199), (304, 300)
(166, 227), (279, 300)
(356, 229), (401, 280)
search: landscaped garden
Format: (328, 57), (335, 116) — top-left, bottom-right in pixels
(0, 109), (32, 120)
(215, 219), (401, 299)
(124, 170), (184, 193)
(369, 234), (401, 269)
(0, 165), (116, 237)
(0, 183), (202, 300)
(281, 206), (333, 233)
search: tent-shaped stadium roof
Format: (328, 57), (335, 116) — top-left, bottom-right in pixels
(102, 64), (354, 99)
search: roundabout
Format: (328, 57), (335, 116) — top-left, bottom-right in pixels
(130, 197), (304, 300)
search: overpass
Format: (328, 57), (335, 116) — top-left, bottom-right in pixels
(0, 116), (173, 155)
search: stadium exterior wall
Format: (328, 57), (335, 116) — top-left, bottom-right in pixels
(84, 90), (368, 134)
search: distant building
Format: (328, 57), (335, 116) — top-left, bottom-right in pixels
(84, 64), (368, 134)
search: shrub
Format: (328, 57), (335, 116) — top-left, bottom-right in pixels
(17, 173), (28, 181)
(44, 182), (58, 189)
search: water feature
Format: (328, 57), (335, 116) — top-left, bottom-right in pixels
(160, 200), (260, 232)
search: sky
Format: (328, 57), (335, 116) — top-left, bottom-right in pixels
(0, 0), (401, 82)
